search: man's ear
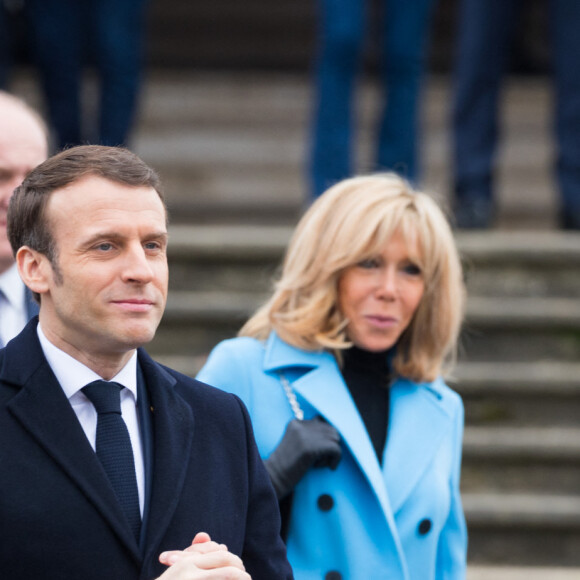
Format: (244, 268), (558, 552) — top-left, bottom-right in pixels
(16, 246), (52, 296)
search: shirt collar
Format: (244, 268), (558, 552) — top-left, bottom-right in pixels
(37, 323), (138, 401)
(0, 263), (26, 310)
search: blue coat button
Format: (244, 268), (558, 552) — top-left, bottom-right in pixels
(418, 518), (432, 535)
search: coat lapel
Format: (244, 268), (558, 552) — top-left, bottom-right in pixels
(263, 334), (396, 531)
(292, 363), (394, 514)
(1, 322), (198, 563)
(137, 351), (195, 561)
(2, 321), (140, 562)
(383, 378), (453, 514)
(263, 333), (456, 558)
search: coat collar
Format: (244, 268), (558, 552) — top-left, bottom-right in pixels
(263, 331), (328, 372)
(262, 332), (454, 514)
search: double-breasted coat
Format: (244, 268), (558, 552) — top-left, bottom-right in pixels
(198, 332), (467, 580)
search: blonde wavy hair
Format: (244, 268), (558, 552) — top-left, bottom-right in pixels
(240, 173), (465, 382)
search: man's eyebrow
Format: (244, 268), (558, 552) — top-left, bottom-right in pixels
(81, 230), (168, 246)
(143, 231), (169, 241)
(80, 231), (121, 246)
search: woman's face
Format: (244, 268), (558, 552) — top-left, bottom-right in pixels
(337, 231), (425, 352)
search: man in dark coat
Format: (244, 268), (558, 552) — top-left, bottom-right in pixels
(0, 144), (293, 580)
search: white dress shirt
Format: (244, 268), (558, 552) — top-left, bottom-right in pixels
(0, 264), (28, 347)
(37, 324), (145, 515)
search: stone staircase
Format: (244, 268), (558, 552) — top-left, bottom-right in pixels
(454, 233), (580, 567)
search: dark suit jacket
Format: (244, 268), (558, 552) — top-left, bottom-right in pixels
(0, 319), (293, 580)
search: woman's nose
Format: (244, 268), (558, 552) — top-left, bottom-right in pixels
(375, 268), (397, 299)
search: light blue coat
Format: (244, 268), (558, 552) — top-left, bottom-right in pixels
(197, 332), (467, 580)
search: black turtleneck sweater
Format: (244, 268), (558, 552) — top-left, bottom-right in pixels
(341, 346), (391, 464)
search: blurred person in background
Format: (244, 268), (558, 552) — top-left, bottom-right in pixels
(452, 0), (580, 229)
(27, 0), (149, 149)
(198, 174), (467, 579)
(309, 0), (438, 200)
(0, 91), (47, 347)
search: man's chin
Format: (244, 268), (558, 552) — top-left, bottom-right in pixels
(120, 327), (159, 350)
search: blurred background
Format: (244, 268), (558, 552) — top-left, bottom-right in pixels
(3, 0), (580, 577)
(1, 0), (560, 227)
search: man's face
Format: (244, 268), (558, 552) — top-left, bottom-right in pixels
(35, 175), (168, 360)
(0, 104), (47, 270)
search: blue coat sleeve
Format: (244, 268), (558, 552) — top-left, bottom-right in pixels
(436, 394), (467, 579)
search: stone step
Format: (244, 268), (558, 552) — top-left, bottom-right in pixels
(467, 297), (580, 327)
(456, 362), (580, 393)
(465, 492), (580, 531)
(146, 0), (316, 69)
(150, 290), (580, 361)
(160, 291), (580, 330)
(456, 362), (580, 427)
(464, 427), (580, 460)
(466, 567), (580, 580)
(464, 427), (580, 461)
(464, 493), (580, 566)
(462, 431), (580, 496)
(145, 0), (459, 70)
(166, 226), (580, 262)
(463, 459), (580, 497)
(462, 427), (580, 495)
(166, 226), (580, 297)
(458, 327), (580, 364)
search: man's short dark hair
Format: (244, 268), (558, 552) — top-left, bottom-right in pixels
(7, 145), (166, 265)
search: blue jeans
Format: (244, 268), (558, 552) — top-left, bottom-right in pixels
(27, 0), (148, 149)
(452, 0), (580, 214)
(309, 0), (436, 198)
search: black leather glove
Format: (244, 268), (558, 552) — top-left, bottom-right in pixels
(265, 417), (342, 499)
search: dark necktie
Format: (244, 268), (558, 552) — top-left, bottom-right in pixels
(82, 380), (141, 540)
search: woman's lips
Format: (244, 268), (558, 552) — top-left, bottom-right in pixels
(365, 315), (398, 328)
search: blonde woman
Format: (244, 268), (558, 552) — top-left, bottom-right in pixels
(198, 174), (467, 580)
